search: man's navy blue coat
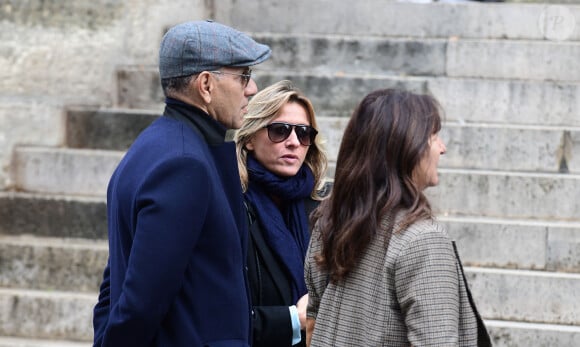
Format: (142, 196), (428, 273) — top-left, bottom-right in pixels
(93, 99), (250, 346)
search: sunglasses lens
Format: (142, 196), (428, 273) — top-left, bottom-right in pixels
(267, 123), (292, 143)
(266, 123), (317, 146)
(295, 126), (313, 146)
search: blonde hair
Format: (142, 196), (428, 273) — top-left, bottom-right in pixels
(234, 80), (327, 198)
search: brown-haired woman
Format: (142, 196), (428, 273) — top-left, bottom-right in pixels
(305, 89), (491, 346)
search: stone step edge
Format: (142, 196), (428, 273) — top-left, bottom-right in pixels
(0, 234), (107, 250)
(0, 287), (96, 300)
(3, 182), (580, 226)
(65, 106), (580, 132)
(251, 31), (580, 44)
(1, 242), (577, 278)
(116, 64), (580, 85)
(13, 146), (580, 179)
(437, 215), (580, 228)
(466, 267), (580, 280)
(437, 167), (580, 179)
(486, 319), (580, 332)
(0, 336), (90, 347)
(0, 191), (105, 202)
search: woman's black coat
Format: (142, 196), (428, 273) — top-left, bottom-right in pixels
(245, 198), (319, 347)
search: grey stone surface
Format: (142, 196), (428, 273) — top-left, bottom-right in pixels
(0, 289), (94, 341)
(0, 235), (107, 292)
(0, 0), (208, 191)
(547, 227), (580, 272)
(447, 39), (580, 81)
(486, 320), (580, 347)
(0, 192), (107, 239)
(428, 77), (580, 127)
(440, 124), (580, 173)
(441, 216), (580, 272)
(66, 108), (158, 150)
(13, 147), (122, 196)
(0, 98), (66, 190)
(466, 267), (580, 325)
(428, 169), (580, 220)
(0, 337), (90, 347)
(255, 34), (447, 76)
(214, 1), (580, 41)
(118, 67), (580, 127)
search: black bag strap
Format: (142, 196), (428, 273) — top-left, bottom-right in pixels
(452, 242), (493, 347)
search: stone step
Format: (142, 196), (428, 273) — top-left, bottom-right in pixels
(443, 216), (580, 273)
(0, 336), (90, 347)
(486, 320), (580, 347)
(117, 68), (580, 127)
(0, 214), (577, 294)
(0, 268), (577, 342)
(428, 168), (580, 221)
(214, 1), (580, 41)
(66, 107), (158, 151)
(467, 267), (580, 326)
(0, 288), (94, 342)
(12, 146), (579, 219)
(0, 192), (106, 240)
(254, 33), (580, 81)
(63, 108), (580, 173)
(12, 147), (123, 196)
(0, 235), (107, 293)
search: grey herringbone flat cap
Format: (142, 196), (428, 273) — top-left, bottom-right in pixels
(159, 20), (272, 79)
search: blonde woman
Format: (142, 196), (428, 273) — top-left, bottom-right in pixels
(235, 80), (327, 347)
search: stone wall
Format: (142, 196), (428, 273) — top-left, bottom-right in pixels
(0, 0), (209, 190)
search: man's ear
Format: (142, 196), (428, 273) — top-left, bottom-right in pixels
(194, 71), (213, 104)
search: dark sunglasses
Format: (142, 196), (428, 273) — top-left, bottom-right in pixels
(263, 122), (318, 146)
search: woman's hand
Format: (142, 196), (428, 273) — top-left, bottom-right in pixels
(306, 317), (315, 347)
(296, 293), (309, 329)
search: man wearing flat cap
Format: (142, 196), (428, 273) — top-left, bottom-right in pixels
(93, 20), (271, 346)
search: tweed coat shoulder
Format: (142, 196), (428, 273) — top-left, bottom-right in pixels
(305, 214), (483, 346)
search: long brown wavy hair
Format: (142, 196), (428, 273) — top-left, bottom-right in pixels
(313, 88), (443, 283)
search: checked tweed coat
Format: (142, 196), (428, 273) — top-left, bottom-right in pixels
(305, 213), (490, 346)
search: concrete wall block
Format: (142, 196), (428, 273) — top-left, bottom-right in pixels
(254, 34), (447, 76)
(0, 25), (120, 105)
(0, 236), (107, 293)
(447, 39), (580, 81)
(427, 169), (580, 220)
(13, 147), (122, 196)
(567, 131), (580, 172)
(440, 125), (576, 173)
(441, 218), (548, 270)
(487, 320), (580, 347)
(466, 268), (580, 325)
(547, 227), (580, 272)
(428, 77), (580, 127)
(0, 192), (107, 239)
(0, 98), (65, 189)
(0, 289), (93, 341)
(255, 73), (428, 119)
(0, 337), (91, 347)
(214, 1), (580, 41)
(66, 108), (159, 150)
(116, 66), (164, 110)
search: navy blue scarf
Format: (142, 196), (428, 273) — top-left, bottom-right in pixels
(245, 155), (314, 302)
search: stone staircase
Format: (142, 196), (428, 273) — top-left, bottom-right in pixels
(2, 1), (580, 346)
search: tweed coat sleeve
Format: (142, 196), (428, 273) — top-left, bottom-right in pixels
(394, 221), (461, 346)
(305, 223), (326, 321)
